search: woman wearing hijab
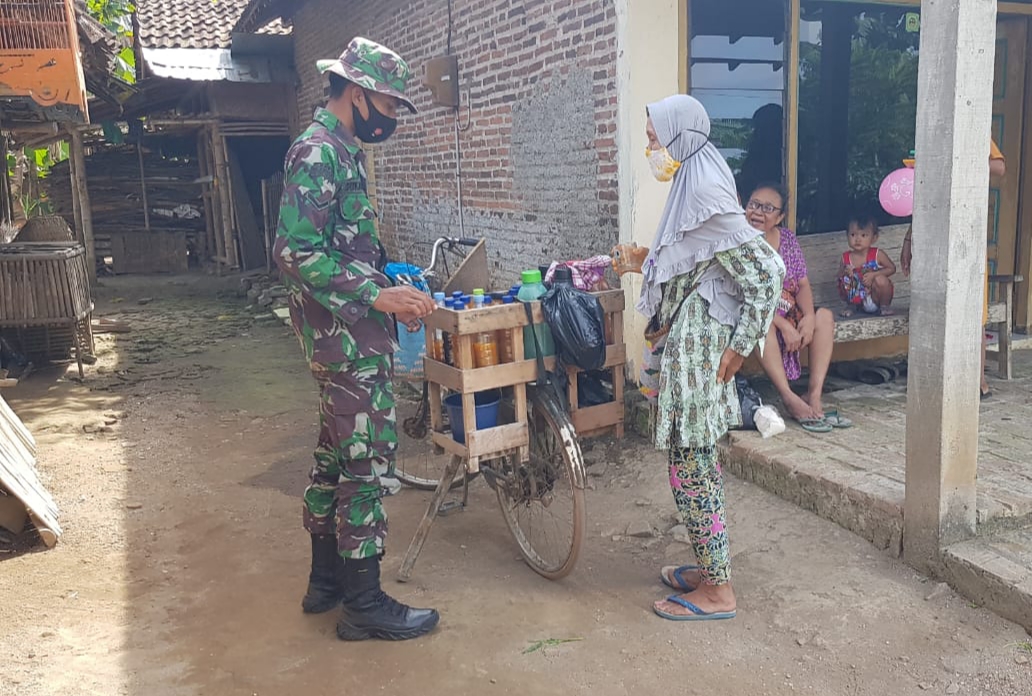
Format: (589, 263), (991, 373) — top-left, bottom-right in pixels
(613, 95), (784, 621)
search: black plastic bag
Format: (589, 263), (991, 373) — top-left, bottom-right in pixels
(541, 283), (606, 372)
(734, 375), (763, 430)
(577, 370), (613, 407)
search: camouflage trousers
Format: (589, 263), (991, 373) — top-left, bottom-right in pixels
(303, 355), (401, 559)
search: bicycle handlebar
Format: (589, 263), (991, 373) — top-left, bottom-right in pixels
(425, 236), (483, 277)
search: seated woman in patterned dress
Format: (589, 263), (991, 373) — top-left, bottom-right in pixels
(745, 183), (848, 433)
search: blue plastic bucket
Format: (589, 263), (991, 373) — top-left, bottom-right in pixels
(444, 390), (501, 444)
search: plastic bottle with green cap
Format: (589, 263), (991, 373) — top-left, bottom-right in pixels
(516, 269), (555, 359)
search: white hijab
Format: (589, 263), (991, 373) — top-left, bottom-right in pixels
(637, 95), (762, 324)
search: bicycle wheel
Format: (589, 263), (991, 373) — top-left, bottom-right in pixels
(394, 379), (474, 491)
(493, 385), (586, 579)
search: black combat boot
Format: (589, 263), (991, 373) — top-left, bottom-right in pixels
(301, 534), (345, 614)
(336, 556), (440, 641)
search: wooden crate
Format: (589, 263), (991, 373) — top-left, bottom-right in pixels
(109, 231), (189, 274)
(422, 289), (626, 470)
(3, 317), (93, 362)
(0, 243), (93, 324)
(0, 242), (95, 376)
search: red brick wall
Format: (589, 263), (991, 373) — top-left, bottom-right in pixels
(291, 0), (618, 285)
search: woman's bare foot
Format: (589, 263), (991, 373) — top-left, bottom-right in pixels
(783, 392), (820, 422)
(653, 583), (737, 617)
(805, 391), (824, 418)
(879, 307), (895, 316)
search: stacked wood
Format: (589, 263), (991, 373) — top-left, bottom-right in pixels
(46, 144), (205, 267)
(0, 393), (61, 547)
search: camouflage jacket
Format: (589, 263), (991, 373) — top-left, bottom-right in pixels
(274, 108), (397, 369)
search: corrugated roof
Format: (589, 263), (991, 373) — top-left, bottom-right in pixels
(143, 47), (277, 83)
(136, 0), (288, 50)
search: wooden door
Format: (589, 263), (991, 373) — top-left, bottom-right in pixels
(988, 19), (1026, 302)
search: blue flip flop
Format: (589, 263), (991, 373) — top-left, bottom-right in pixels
(823, 410), (853, 429)
(660, 565), (700, 592)
(797, 416), (832, 433)
(653, 595), (737, 621)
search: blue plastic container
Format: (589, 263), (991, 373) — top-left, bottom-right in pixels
(394, 324), (426, 382)
(444, 390), (501, 444)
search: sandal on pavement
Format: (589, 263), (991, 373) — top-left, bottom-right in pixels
(653, 595), (737, 622)
(822, 410), (853, 429)
(797, 417), (832, 434)
(660, 565), (700, 592)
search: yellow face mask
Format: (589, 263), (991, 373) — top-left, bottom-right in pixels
(646, 146), (681, 182)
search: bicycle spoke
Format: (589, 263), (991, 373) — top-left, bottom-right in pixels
(495, 391), (585, 579)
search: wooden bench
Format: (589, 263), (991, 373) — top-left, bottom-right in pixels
(796, 224), (1021, 379)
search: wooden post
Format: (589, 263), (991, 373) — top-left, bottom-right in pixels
(196, 130), (215, 261)
(904, 0), (998, 573)
(203, 128), (226, 266)
(66, 136), (83, 245)
(137, 139), (151, 231)
(261, 179), (274, 273)
(210, 124), (237, 269)
(396, 455), (463, 583)
(67, 128), (97, 284)
(0, 135), (12, 225)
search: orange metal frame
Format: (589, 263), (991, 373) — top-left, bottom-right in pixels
(0, 0), (88, 121)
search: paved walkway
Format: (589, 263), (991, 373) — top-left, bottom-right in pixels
(726, 353), (1032, 553)
(720, 351), (1032, 631)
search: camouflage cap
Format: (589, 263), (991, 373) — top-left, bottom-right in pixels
(317, 37), (417, 114)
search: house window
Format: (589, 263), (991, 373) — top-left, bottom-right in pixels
(689, 0), (787, 202)
(796, 3), (921, 233)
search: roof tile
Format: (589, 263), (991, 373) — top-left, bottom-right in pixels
(136, 0), (287, 50)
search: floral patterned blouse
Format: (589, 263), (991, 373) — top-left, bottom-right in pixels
(774, 227), (808, 381)
(654, 236), (784, 450)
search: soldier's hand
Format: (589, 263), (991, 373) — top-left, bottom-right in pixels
(396, 313), (424, 332)
(373, 286), (436, 318)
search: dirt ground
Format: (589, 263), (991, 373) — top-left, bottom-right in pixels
(1, 275), (1031, 696)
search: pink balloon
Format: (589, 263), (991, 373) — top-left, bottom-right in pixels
(879, 167), (915, 218)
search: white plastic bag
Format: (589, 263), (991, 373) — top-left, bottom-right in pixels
(754, 405), (786, 439)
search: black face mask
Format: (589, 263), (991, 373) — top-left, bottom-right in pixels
(353, 90), (398, 143)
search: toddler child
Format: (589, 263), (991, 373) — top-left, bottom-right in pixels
(838, 213), (896, 317)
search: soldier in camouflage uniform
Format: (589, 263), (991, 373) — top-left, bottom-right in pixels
(274, 37), (439, 642)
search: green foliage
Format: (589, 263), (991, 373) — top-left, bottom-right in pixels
(522, 638), (583, 655)
(85, 0), (135, 37)
(19, 192), (53, 218)
(86, 0), (137, 84)
(32, 142), (70, 178)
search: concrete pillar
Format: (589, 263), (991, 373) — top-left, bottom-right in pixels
(615, 0), (684, 373)
(904, 0), (998, 572)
